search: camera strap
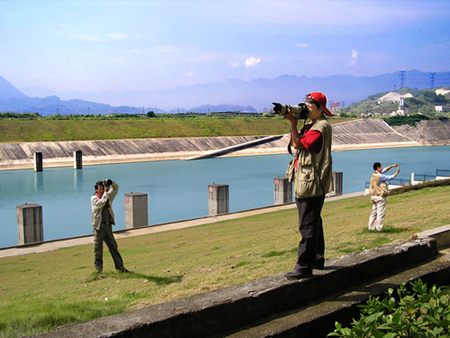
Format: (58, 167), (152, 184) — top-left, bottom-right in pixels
(287, 119), (308, 156)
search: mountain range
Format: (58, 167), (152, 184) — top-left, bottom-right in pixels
(2, 70), (450, 115)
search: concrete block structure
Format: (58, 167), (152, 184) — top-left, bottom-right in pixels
(17, 203), (43, 245)
(274, 177), (292, 205)
(34, 152), (43, 172)
(208, 184), (229, 216)
(124, 192), (148, 229)
(327, 171), (343, 197)
(73, 150), (83, 169)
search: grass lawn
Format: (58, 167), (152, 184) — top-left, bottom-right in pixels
(1, 183), (450, 337)
(0, 117), (351, 143)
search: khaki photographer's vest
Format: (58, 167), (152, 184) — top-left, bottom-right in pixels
(286, 116), (334, 198)
(369, 172), (390, 197)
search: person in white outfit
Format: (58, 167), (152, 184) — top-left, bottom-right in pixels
(368, 162), (399, 231)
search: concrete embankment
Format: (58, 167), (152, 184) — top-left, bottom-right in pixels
(392, 118), (450, 145)
(1, 118), (449, 170)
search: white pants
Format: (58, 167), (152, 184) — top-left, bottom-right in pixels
(368, 195), (387, 231)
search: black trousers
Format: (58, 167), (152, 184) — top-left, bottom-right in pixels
(94, 223), (125, 271)
(294, 194), (325, 272)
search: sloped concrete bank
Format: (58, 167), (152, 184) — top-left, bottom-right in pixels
(0, 135), (289, 170)
(392, 118), (450, 145)
(2, 118), (450, 170)
(31, 226), (450, 338)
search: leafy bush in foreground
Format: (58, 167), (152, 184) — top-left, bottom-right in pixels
(328, 279), (450, 337)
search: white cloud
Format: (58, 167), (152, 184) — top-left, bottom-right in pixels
(66, 33), (128, 42)
(296, 43), (308, 48)
(245, 57), (261, 68)
(350, 49), (359, 65)
(183, 71), (196, 77)
(106, 33), (128, 40)
(2, 12), (16, 18)
(229, 61), (239, 68)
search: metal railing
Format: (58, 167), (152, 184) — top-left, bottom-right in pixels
(436, 169), (450, 177)
(389, 178), (409, 185)
(412, 174), (436, 181)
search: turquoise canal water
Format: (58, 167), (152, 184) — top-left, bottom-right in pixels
(1, 145), (449, 248)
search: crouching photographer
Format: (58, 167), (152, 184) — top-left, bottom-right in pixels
(277, 92), (334, 280)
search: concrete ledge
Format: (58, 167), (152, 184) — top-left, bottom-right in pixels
(226, 249), (450, 337)
(33, 238), (439, 338)
(417, 224), (450, 249)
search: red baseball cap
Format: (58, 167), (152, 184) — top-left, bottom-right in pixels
(306, 92), (333, 117)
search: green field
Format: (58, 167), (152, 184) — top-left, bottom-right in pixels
(1, 182), (450, 337)
(0, 116), (350, 143)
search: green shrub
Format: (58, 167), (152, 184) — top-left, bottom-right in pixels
(383, 114), (433, 127)
(328, 279), (450, 337)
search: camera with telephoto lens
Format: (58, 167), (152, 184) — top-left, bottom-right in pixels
(272, 102), (309, 120)
(103, 179), (113, 187)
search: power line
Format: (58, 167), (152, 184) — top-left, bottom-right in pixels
(374, 74), (399, 94)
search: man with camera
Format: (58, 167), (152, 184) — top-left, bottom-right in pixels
(274, 92), (334, 280)
(91, 179), (129, 273)
(368, 162), (399, 231)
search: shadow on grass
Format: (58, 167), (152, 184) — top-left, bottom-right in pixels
(262, 247), (297, 258)
(360, 226), (415, 234)
(86, 271), (183, 285)
(338, 226), (421, 255)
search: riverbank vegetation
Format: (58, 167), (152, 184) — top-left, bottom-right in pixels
(0, 113), (351, 143)
(1, 181), (449, 337)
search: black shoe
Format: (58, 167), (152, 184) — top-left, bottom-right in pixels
(117, 268), (130, 273)
(313, 260), (325, 270)
(285, 269), (312, 280)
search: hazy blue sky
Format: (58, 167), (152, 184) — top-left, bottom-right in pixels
(1, 0), (450, 94)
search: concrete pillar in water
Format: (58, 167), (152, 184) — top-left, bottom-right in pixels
(208, 184), (229, 216)
(274, 177), (292, 205)
(34, 152), (43, 172)
(73, 150), (83, 169)
(124, 192), (148, 229)
(328, 171), (343, 197)
(17, 203), (44, 245)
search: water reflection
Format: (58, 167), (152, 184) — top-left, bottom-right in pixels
(34, 171), (44, 194)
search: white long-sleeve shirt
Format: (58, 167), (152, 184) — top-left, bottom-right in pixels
(90, 182), (118, 230)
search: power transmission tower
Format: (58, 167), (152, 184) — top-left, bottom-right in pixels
(430, 73), (435, 88)
(399, 70), (405, 89)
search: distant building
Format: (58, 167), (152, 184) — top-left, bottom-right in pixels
(391, 97), (408, 116)
(435, 105), (450, 112)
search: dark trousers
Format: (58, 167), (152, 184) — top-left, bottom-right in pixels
(294, 194), (325, 272)
(94, 223), (124, 271)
